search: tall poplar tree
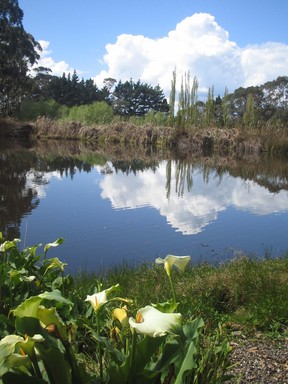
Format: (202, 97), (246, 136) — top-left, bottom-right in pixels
(243, 93), (256, 128)
(222, 86), (229, 127)
(169, 69), (176, 124)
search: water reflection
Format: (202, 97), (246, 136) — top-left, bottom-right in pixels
(1, 140), (288, 270)
(99, 160), (288, 235)
(0, 146), (97, 239)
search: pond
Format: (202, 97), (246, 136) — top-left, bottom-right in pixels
(1, 140), (288, 272)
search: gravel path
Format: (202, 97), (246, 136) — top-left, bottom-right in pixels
(226, 337), (288, 383)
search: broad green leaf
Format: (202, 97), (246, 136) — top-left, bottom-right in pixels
(131, 336), (164, 378)
(36, 343), (72, 384)
(183, 317), (204, 341)
(38, 289), (73, 308)
(151, 300), (179, 313)
(148, 339), (180, 381)
(108, 336), (163, 383)
(37, 306), (68, 341)
(15, 317), (45, 339)
(14, 290), (73, 321)
(13, 296), (42, 318)
(3, 372), (47, 384)
(174, 340), (197, 384)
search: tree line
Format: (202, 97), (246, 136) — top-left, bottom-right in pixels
(1, 0), (288, 129)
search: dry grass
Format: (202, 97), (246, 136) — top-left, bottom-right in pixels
(2, 116), (288, 156)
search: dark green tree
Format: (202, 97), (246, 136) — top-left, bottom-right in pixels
(112, 79), (169, 117)
(0, 0), (41, 115)
(42, 71), (102, 106)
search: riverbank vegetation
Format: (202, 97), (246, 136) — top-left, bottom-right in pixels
(0, 235), (287, 383)
(2, 72), (288, 155)
(1, 1), (288, 154)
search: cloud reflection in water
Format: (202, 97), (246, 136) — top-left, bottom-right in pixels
(98, 161), (288, 236)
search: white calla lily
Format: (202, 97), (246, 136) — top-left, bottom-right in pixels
(85, 290), (108, 312)
(85, 284), (120, 312)
(129, 305), (182, 337)
(155, 254), (190, 276)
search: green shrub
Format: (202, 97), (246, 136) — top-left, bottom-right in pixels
(60, 101), (114, 125)
(20, 99), (60, 120)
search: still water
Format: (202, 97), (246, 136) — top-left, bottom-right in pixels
(1, 142), (288, 272)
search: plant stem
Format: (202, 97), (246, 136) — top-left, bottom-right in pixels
(96, 312), (103, 383)
(128, 329), (137, 384)
(168, 274), (177, 303)
(30, 350), (43, 379)
(64, 341), (84, 384)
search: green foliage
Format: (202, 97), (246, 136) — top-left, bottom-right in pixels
(2, 233), (287, 383)
(171, 71), (288, 130)
(177, 72), (199, 129)
(0, 0), (40, 116)
(243, 93), (256, 128)
(25, 69), (103, 108)
(60, 101), (114, 125)
(0, 236), (71, 321)
(19, 99), (60, 120)
(169, 69), (177, 124)
(0, 236), (233, 383)
(112, 79), (169, 117)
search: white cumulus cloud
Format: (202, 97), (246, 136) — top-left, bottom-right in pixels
(241, 42), (288, 87)
(93, 13), (288, 98)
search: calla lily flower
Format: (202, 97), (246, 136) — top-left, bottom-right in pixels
(85, 290), (108, 312)
(85, 284), (120, 312)
(129, 305), (182, 337)
(155, 254), (190, 276)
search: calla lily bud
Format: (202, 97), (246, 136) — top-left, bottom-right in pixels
(112, 306), (129, 328)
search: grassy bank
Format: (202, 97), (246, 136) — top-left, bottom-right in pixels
(1, 235), (287, 383)
(77, 254), (288, 337)
(33, 117), (288, 155)
(2, 117), (288, 156)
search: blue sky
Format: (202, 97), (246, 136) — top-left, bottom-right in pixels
(19, 0), (288, 97)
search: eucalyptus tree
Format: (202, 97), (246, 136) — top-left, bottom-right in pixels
(0, 0), (41, 115)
